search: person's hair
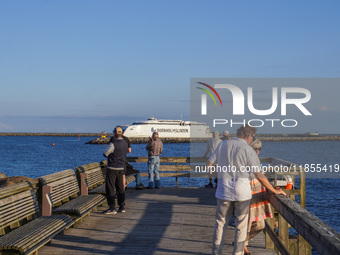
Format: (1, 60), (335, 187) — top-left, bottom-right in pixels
(114, 126), (123, 138)
(236, 125), (257, 139)
(250, 139), (262, 148)
(153, 132), (159, 139)
(212, 131), (220, 138)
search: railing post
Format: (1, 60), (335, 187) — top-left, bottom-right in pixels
(265, 208), (275, 250)
(175, 162), (178, 188)
(278, 213), (289, 251)
(300, 169), (306, 208)
(298, 234), (311, 255)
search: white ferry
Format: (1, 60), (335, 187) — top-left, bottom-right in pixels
(122, 118), (211, 138)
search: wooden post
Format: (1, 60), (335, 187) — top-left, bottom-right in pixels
(265, 212), (275, 250)
(175, 163), (178, 188)
(298, 234), (311, 255)
(80, 173), (88, 196)
(278, 213), (289, 251)
(42, 186), (52, 216)
(299, 169), (306, 208)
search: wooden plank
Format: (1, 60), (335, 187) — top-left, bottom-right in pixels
(127, 157), (191, 163)
(158, 165), (191, 171)
(40, 169), (75, 184)
(76, 162), (101, 172)
(139, 173), (190, 178)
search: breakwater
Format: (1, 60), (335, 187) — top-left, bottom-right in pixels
(86, 135), (340, 144)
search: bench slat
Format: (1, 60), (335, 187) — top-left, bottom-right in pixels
(88, 184), (105, 194)
(53, 194), (105, 216)
(0, 183), (31, 199)
(40, 169), (75, 184)
(0, 215), (73, 253)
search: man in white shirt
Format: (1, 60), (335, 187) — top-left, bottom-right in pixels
(208, 125), (286, 255)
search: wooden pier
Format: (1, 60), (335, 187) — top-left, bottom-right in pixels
(1, 157), (340, 255)
(37, 187), (275, 255)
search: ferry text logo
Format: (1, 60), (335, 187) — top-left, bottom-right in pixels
(196, 82), (312, 128)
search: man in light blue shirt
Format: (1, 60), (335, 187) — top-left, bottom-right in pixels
(208, 125), (286, 255)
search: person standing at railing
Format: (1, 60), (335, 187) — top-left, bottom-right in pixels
(103, 126), (129, 214)
(146, 131), (163, 189)
(208, 125), (286, 255)
(221, 130), (230, 141)
(203, 131), (222, 188)
(244, 139), (277, 255)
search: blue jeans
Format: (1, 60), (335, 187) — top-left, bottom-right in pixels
(148, 156), (160, 185)
(134, 173), (143, 186)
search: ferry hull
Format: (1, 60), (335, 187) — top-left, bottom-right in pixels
(122, 119), (211, 139)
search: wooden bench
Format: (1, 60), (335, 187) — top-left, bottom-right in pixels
(76, 161), (137, 195)
(0, 182), (73, 255)
(39, 169), (106, 222)
(75, 162), (106, 194)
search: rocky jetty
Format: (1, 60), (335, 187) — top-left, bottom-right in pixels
(0, 173), (38, 187)
(86, 135), (340, 144)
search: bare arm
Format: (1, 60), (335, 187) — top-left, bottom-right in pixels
(255, 171), (287, 196)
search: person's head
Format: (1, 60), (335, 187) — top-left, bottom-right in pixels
(236, 125), (257, 145)
(113, 126), (123, 138)
(152, 132), (159, 140)
(212, 131), (220, 138)
(223, 130), (229, 137)
(250, 139), (262, 156)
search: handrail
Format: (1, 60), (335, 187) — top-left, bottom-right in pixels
(268, 193), (340, 255)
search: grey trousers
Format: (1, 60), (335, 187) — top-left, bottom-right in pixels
(212, 198), (251, 255)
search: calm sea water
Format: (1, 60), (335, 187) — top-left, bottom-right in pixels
(0, 136), (339, 242)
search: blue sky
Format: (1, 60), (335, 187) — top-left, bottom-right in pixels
(0, 1), (339, 133)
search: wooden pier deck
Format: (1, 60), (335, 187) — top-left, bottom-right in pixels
(38, 187), (276, 255)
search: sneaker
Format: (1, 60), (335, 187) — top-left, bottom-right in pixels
(136, 185), (145, 190)
(118, 207), (126, 213)
(205, 183), (214, 188)
(103, 208), (117, 215)
(147, 186), (154, 189)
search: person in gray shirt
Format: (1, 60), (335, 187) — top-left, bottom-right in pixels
(146, 131), (163, 189)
